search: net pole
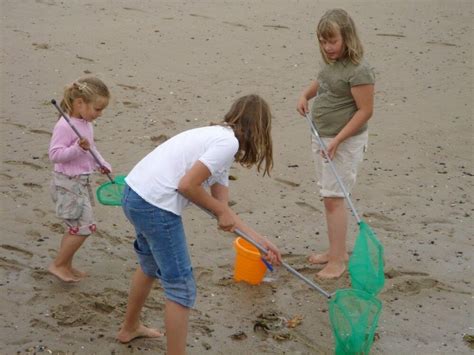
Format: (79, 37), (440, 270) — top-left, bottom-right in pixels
(304, 113), (361, 224)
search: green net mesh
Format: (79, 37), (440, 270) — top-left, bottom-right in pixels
(329, 289), (382, 355)
(96, 175), (126, 206)
(348, 221), (385, 296)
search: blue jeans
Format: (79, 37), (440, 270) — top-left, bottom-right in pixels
(122, 184), (196, 308)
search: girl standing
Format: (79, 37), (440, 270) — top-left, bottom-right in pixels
(48, 76), (112, 282)
(296, 9), (375, 279)
(116, 94), (282, 355)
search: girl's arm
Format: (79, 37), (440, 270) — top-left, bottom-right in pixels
(49, 126), (87, 163)
(210, 183), (282, 265)
(91, 145), (112, 173)
(325, 84), (374, 159)
(178, 161), (234, 230)
(296, 80), (319, 115)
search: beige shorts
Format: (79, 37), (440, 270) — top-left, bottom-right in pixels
(311, 130), (368, 198)
(50, 172), (96, 236)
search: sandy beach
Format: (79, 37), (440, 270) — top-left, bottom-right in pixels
(1, 0), (472, 353)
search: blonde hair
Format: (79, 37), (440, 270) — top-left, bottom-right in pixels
(221, 94), (273, 176)
(60, 76), (110, 115)
(317, 9), (364, 64)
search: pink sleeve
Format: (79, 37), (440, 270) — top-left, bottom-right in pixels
(49, 122), (87, 163)
(92, 146), (112, 172)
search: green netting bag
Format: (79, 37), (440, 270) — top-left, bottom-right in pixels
(348, 221), (385, 296)
(329, 289), (382, 355)
(96, 175), (126, 206)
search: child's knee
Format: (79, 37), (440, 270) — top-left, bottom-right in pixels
(162, 274), (197, 308)
(323, 197), (344, 212)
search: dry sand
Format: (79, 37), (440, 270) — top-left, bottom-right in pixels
(1, 0), (472, 354)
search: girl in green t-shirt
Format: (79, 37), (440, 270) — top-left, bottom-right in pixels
(296, 9), (375, 279)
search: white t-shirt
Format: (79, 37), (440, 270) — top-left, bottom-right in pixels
(125, 125), (239, 215)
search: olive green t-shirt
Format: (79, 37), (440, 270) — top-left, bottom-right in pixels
(311, 58), (375, 137)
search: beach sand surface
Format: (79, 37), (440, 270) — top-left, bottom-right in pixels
(1, 0), (472, 353)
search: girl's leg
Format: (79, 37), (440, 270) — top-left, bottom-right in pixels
(317, 197), (348, 279)
(117, 267), (163, 343)
(48, 232), (86, 282)
(165, 300), (190, 355)
(60, 236), (87, 278)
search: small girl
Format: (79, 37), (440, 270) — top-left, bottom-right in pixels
(116, 94), (282, 354)
(48, 76), (112, 282)
(296, 9), (375, 279)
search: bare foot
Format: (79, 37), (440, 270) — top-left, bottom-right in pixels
(308, 252), (349, 265)
(48, 264), (81, 283)
(316, 261), (346, 279)
(116, 324), (163, 343)
(71, 267), (87, 279)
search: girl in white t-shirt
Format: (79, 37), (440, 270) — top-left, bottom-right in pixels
(117, 94), (282, 354)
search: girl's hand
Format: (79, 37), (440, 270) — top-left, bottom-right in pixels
(78, 138), (90, 151)
(260, 237), (282, 266)
(296, 96), (309, 116)
(216, 209), (236, 232)
(99, 166), (110, 174)
(322, 139), (340, 160)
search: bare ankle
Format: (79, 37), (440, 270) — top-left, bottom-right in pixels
(48, 264), (80, 283)
(117, 323), (162, 343)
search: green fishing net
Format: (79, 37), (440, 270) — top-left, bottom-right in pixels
(348, 221), (385, 296)
(329, 289), (382, 355)
(96, 175), (126, 206)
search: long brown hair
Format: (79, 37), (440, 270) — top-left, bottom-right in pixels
(60, 76), (110, 115)
(317, 9), (364, 65)
(221, 94), (273, 176)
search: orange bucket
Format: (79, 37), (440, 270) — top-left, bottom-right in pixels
(233, 237), (266, 285)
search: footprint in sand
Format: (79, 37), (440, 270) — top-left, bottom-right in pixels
(33, 208), (47, 218)
(117, 83), (138, 90)
(383, 267), (445, 295)
(30, 318), (58, 332)
(1, 244), (33, 258)
(46, 223), (65, 234)
(189, 13), (213, 19)
(193, 266), (214, 282)
(3, 189), (32, 201)
(222, 21), (248, 29)
(362, 211), (399, 232)
(150, 134), (169, 145)
(388, 278), (440, 295)
(385, 269), (471, 296)
(143, 296), (165, 311)
(384, 268), (429, 279)
(26, 229), (42, 238)
(51, 291), (121, 327)
(29, 128), (51, 136)
(3, 122), (27, 129)
(51, 303), (93, 326)
(274, 177), (300, 187)
(190, 316), (215, 337)
(4, 160), (44, 170)
(94, 229), (123, 247)
(0, 173), (13, 180)
(0, 256), (24, 272)
(363, 211), (394, 223)
(295, 201), (322, 213)
(122, 101), (141, 108)
(263, 24), (290, 29)
(23, 182), (43, 191)
(31, 269), (50, 281)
